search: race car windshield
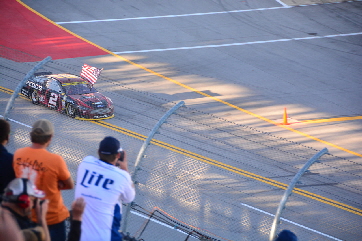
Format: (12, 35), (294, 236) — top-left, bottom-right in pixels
(63, 83), (97, 95)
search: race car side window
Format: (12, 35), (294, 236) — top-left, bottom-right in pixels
(32, 76), (47, 85)
(47, 79), (62, 93)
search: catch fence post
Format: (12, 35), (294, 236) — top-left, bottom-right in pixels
(269, 148), (328, 241)
(3, 56), (52, 120)
(121, 100), (185, 234)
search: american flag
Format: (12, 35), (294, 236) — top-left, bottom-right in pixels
(80, 64), (103, 85)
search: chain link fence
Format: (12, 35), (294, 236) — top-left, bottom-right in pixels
(1, 47), (362, 240)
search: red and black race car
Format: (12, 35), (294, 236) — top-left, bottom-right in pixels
(21, 72), (114, 120)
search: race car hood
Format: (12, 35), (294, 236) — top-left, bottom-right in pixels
(69, 92), (110, 108)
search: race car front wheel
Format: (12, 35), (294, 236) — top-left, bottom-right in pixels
(66, 104), (76, 118)
(31, 91), (40, 104)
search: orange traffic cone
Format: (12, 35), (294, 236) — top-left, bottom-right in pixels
(283, 107), (289, 125)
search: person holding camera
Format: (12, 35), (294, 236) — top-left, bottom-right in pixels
(75, 136), (135, 241)
(1, 178), (50, 241)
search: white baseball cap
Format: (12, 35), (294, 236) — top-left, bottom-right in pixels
(3, 178), (45, 199)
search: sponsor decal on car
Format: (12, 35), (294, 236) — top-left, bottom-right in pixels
(26, 81), (42, 91)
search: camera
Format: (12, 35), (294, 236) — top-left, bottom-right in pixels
(33, 199), (45, 209)
(118, 150), (125, 162)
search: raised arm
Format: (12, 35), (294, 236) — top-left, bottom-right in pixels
(58, 176), (74, 190)
(35, 199), (51, 241)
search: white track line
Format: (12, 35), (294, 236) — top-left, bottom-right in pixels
(55, 6), (290, 24)
(130, 202), (344, 240)
(113, 32), (362, 54)
(130, 210), (197, 236)
(0, 115), (32, 128)
(240, 202), (342, 241)
(275, 0), (290, 7)
(55, 1), (362, 25)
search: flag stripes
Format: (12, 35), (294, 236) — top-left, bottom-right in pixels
(81, 64), (103, 85)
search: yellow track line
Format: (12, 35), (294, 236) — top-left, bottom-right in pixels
(0, 86), (28, 100)
(91, 120), (362, 216)
(17, 0), (361, 158)
(0, 86), (14, 95)
(301, 116), (362, 124)
(1, 85), (361, 216)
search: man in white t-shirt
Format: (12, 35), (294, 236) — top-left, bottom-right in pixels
(75, 136), (135, 241)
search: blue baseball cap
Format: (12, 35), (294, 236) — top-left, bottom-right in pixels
(276, 230), (298, 241)
(99, 136), (123, 155)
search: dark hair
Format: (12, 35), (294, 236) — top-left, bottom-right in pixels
(30, 132), (52, 145)
(276, 230), (298, 241)
(0, 119), (10, 143)
(99, 152), (118, 163)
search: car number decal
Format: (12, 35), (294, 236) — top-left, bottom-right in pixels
(48, 93), (59, 107)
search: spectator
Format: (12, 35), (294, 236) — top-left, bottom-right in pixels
(0, 118), (16, 197)
(0, 206), (25, 241)
(275, 229), (298, 241)
(1, 178), (50, 241)
(75, 136), (135, 241)
(13, 119), (74, 241)
(68, 197), (86, 241)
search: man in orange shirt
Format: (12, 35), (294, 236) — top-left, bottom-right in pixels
(13, 119), (74, 241)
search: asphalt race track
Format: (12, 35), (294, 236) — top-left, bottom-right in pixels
(1, 0), (362, 240)
(12, 0), (362, 161)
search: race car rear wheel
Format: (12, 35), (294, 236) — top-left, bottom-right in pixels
(66, 104), (76, 118)
(31, 91), (40, 104)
